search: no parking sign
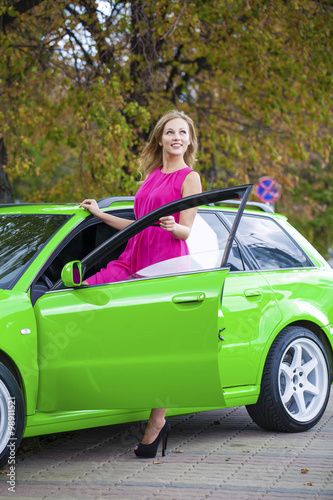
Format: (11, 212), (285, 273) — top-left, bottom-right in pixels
(254, 176), (281, 204)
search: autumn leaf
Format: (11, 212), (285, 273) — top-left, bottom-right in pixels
(0, 0), (332, 258)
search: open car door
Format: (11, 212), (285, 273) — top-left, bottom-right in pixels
(34, 185), (253, 412)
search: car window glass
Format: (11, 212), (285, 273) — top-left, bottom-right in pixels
(134, 212), (244, 279)
(0, 214), (70, 289)
(189, 212), (244, 271)
(225, 213), (313, 269)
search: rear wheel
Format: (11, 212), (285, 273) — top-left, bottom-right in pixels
(246, 327), (331, 432)
(0, 363), (25, 469)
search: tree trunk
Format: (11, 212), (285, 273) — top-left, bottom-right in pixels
(0, 0), (46, 31)
(0, 138), (14, 204)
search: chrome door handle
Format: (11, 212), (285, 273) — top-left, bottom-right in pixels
(172, 292), (205, 304)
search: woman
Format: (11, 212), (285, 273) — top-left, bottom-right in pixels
(80, 110), (202, 458)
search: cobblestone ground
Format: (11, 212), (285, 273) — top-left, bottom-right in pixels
(1, 395), (332, 500)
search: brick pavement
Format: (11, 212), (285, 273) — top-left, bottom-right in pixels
(1, 394), (332, 500)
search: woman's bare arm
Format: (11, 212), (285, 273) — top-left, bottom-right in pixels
(80, 199), (134, 230)
(159, 171), (202, 240)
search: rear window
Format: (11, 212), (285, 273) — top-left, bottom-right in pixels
(0, 214), (70, 288)
(225, 213), (313, 270)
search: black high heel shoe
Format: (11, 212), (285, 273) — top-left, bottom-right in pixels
(134, 420), (170, 458)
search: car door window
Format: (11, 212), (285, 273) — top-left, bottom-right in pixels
(225, 213), (313, 269)
(196, 212), (244, 271)
(135, 211), (244, 278)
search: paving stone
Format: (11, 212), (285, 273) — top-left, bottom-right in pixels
(0, 395), (332, 499)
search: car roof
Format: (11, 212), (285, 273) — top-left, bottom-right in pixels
(0, 196), (277, 218)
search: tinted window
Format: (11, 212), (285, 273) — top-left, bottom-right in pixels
(0, 214), (70, 288)
(225, 213), (313, 269)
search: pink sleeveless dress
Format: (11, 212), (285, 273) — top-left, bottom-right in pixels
(86, 166), (196, 285)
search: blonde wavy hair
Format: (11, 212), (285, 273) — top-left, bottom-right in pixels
(138, 110), (198, 177)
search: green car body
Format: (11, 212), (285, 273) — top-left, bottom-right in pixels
(0, 185), (332, 467)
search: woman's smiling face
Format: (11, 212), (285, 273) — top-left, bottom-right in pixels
(159, 118), (190, 157)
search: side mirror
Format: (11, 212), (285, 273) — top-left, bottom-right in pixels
(61, 261), (83, 287)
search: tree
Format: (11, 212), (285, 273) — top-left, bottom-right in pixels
(1, 0), (332, 253)
(288, 154), (333, 257)
(0, 0), (47, 202)
(0, 138), (13, 202)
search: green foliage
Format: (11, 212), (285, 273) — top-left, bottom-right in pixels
(282, 156), (333, 257)
(0, 0), (333, 255)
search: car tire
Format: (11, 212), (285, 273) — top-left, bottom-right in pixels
(246, 326), (331, 432)
(0, 363), (25, 469)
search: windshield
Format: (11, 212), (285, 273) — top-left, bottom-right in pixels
(0, 214), (70, 289)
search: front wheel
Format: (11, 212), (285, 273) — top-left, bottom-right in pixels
(246, 327), (331, 432)
(0, 363), (25, 469)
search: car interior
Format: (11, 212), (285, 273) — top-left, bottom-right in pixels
(30, 210), (134, 304)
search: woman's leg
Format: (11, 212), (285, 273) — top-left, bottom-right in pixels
(141, 408), (167, 445)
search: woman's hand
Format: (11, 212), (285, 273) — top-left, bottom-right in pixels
(80, 199), (101, 217)
(159, 216), (176, 232)
(79, 199), (134, 230)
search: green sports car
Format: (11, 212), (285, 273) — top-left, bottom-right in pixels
(0, 185), (332, 468)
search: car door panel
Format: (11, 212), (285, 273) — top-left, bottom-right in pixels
(218, 271), (282, 387)
(34, 269), (229, 411)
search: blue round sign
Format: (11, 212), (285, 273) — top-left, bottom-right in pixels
(255, 177), (281, 203)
